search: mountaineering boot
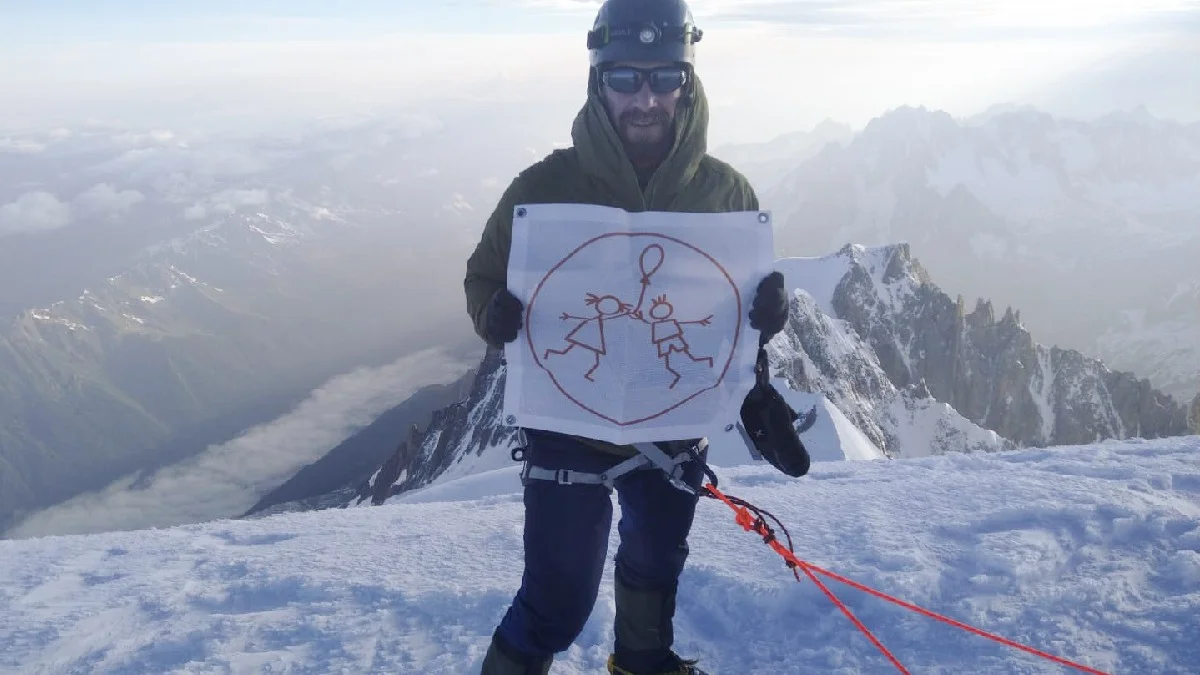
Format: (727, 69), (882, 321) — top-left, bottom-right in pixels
(480, 629), (552, 675)
(609, 574), (710, 673)
(606, 652), (711, 675)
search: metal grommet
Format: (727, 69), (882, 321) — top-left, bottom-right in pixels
(505, 414), (517, 425)
(758, 212), (770, 223)
(516, 207), (527, 218)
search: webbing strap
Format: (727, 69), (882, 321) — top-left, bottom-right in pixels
(519, 439), (707, 494)
(521, 453), (652, 489)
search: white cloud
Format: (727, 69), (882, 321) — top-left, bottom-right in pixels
(0, 184), (146, 234)
(183, 188), (271, 221)
(111, 129), (178, 148)
(212, 186), (273, 212)
(6, 346), (472, 538)
(0, 137), (45, 154)
(73, 183), (146, 214)
(184, 203), (208, 221)
(0, 191), (72, 235)
(211, 188), (270, 213)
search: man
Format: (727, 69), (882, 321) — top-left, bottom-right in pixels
(465, 0), (789, 673)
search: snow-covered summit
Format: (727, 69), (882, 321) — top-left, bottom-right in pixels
(3, 434), (1197, 673)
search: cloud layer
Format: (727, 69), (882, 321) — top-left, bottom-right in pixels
(0, 192), (71, 234)
(6, 347), (473, 539)
(0, 1), (1196, 144)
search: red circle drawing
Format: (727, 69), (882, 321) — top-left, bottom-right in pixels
(524, 231), (743, 427)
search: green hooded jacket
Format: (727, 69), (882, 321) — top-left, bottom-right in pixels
(463, 74), (759, 457)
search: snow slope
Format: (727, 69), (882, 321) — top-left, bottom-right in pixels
(3, 436), (1198, 674)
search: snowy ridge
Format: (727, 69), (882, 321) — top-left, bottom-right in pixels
(11, 188), (350, 346)
(14, 263), (223, 344)
(12, 212), (309, 342)
(779, 242), (1187, 448)
(347, 350), (521, 508)
(765, 285), (1008, 459)
(2, 436), (1198, 673)
(882, 394), (1009, 459)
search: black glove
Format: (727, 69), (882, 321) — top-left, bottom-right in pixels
(748, 271), (788, 342)
(485, 287), (524, 346)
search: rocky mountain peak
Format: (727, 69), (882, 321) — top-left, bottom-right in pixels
(821, 244), (1189, 448)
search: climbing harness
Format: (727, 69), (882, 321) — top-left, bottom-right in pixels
(514, 432), (707, 495)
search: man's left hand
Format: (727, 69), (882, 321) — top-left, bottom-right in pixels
(749, 271), (788, 341)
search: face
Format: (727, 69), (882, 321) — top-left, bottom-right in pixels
(599, 60), (686, 151)
(596, 296), (622, 315)
(649, 297), (673, 320)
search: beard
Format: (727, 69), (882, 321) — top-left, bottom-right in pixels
(618, 109), (674, 166)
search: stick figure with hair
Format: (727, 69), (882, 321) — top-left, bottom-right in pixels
(634, 293), (714, 389)
(544, 292), (635, 381)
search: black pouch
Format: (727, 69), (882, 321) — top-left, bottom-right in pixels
(738, 345), (813, 478)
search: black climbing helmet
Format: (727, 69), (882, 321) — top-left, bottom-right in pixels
(587, 0), (703, 68)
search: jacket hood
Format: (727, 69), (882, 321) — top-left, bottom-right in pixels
(570, 71), (710, 209)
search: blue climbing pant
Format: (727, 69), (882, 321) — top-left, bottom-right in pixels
(493, 428), (706, 669)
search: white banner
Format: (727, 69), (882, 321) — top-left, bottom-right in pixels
(502, 202), (775, 444)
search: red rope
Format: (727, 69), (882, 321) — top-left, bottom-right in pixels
(795, 554), (912, 674)
(702, 483), (1113, 675)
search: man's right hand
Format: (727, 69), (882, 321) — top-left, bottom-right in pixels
(485, 288), (524, 346)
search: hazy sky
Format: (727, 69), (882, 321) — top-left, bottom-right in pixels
(2, 1), (1197, 143)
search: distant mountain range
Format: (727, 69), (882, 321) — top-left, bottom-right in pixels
(0, 109), (567, 531)
(755, 104), (1200, 403)
(0, 196), (469, 532)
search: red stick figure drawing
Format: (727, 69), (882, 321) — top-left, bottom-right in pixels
(543, 293), (635, 381)
(636, 294), (714, 389)
(526, 232), (742, 426)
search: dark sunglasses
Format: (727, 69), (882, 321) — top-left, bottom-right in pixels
(601, 65), (689, 94)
